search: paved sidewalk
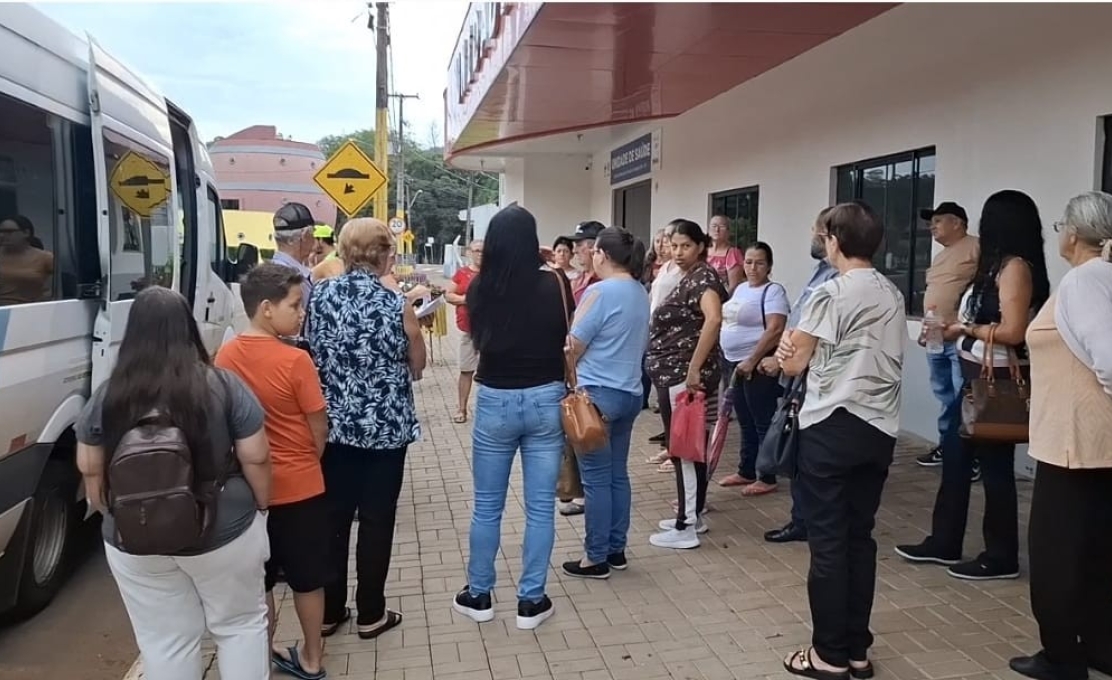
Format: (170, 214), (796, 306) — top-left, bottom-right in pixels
(204, 324), (1046, 680)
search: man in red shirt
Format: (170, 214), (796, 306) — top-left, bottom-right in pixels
(568, 221), (605, 304)
(445, 240), (483, 422)
(560, 221), (605, 517)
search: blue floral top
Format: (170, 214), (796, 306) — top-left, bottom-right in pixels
(307, 270), (420, 450)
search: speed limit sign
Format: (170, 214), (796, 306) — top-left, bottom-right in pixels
(389, 217), (406, 234)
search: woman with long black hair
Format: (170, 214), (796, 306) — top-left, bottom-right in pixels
(897, 189), (1050, 581)
(452, 204), (573, 631)
(75, 286), (273, 680)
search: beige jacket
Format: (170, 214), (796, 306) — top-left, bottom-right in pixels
(1027, 295), (1112, 469)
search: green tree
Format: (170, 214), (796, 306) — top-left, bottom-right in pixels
(316, 129), (498, 249)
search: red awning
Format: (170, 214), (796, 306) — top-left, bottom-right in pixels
(445, 2), (896, 160)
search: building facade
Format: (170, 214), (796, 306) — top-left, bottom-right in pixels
(209, 125), (338, 224)
(445, 2), (1112, 474)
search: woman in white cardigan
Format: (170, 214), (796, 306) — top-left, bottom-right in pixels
(1009, 191), (1112, 680)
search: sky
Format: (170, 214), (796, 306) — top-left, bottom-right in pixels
(37, 0), (467, 147)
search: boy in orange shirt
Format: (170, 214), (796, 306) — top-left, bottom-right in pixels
(216, 263), (329, 680)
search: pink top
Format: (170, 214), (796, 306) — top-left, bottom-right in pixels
(706, 247), (742, 283)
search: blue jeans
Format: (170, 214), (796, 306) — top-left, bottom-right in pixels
(733, 370), (782, 483)
(575, 386), (642, 564)
(467, 381), (565, 604)
(927, 341), (963, 445)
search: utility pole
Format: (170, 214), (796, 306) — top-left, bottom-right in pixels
(389, 92), (420, 222)
(465, 181), (474, 244)
(373, 2), (389, 220)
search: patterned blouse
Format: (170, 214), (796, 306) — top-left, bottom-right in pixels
(646, 260), (728, 389)
(307, 269), (420, 450)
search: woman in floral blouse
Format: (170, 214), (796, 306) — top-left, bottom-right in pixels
(645, 219), (727, 551)
(307, 217), (426, 640)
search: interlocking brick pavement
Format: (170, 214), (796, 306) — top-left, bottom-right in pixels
(199, 295), (1055, 680)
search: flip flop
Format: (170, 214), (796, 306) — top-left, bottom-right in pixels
(783, 648), (849, 680)
(357, 609), (403, 640)
(453, 412), (468, 424)
(272, 645), (326, 680)
(321, 607), (350, 637)
(740, 481), (778, 497)
(850, 661), (874, 679)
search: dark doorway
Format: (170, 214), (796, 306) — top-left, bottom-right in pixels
(612, 180), (652, 244)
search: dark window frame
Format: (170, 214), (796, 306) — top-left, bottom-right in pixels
(708, 186), (760, 249)
(834, 146), (936, 317)
(220, 198), (240, 211)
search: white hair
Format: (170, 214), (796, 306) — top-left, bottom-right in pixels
(273, 226), (310, 246)
(1064, 191), (1112, 261)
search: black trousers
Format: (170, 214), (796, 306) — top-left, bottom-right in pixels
(322, 442), (407, 626)
(657, 385), (672, 442)
(928, 360), (1023, 569)
(1029, 461), (1112, 672)
(796, 408), (895, 667)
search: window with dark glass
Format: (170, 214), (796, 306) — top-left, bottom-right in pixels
(709, 186), (759, 248)
(220, 198), (240, 210)
(0, 92), (95, 306)
(834, 147), (935, 316)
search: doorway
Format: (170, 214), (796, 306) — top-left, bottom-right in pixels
(612, 180), (652, 244)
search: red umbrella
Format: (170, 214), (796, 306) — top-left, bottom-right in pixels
(706, 371), (739, 479)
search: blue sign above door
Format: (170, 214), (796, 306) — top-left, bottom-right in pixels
(610, 133), (653, 185)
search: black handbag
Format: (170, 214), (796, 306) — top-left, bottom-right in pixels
(755, 371), (807, 478)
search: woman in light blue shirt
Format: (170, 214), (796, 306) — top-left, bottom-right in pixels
(563, 227), (650, 579)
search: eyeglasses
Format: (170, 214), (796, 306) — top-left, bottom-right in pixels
(1052, 221), (1067, 233)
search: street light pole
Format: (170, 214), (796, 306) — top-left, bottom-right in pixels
(389, 93), (419, 222)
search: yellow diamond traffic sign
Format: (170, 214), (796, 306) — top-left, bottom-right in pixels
(109, 151), (171, 217)
(314, 140), (387, 217)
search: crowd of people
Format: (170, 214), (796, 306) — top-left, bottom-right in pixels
(71, 185), (1112, 680)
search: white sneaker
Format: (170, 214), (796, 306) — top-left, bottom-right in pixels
(649, 527), (700, 550)
(658, 517), (709, 534)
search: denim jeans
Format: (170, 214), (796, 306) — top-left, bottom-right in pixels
(733, 370), (782, 483)
(467, 381), (565, 604)
(575, 385), (642, 564)
(926, 341), (963, 445)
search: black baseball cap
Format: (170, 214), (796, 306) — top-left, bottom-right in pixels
(566, 220), (605, 242)
(273, 202), (316, 231)
(919, 201), (967, 223)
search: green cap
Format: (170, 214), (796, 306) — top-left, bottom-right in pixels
(313, 224), (334, 239)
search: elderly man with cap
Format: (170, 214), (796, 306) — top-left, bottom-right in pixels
(272, 202), (316, 308)
(568, 221), (606, 304)
(916, 201), (980, 470)
(558, 220), (606, 518)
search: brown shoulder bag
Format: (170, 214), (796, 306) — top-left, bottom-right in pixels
(551, 269), (608, 455)
(959, 324), (1031, 443)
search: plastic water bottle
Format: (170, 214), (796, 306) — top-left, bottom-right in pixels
(924, 306), (944, 355)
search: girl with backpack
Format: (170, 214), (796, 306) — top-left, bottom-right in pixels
(76, 286), (273, 680)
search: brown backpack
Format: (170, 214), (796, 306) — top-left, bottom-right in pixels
(106, 373), (233, 555)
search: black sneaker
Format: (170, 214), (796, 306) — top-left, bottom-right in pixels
(562, 560), (610, 580)
(453, 586), (494, 623)
(916, 446), (943, 467)
(894, 541), (961, 566)
(948, 557), (1019, 581)
(607, 552), (628, 571)
(971, 460), (982, 483)
(516, 595), (554, 630)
